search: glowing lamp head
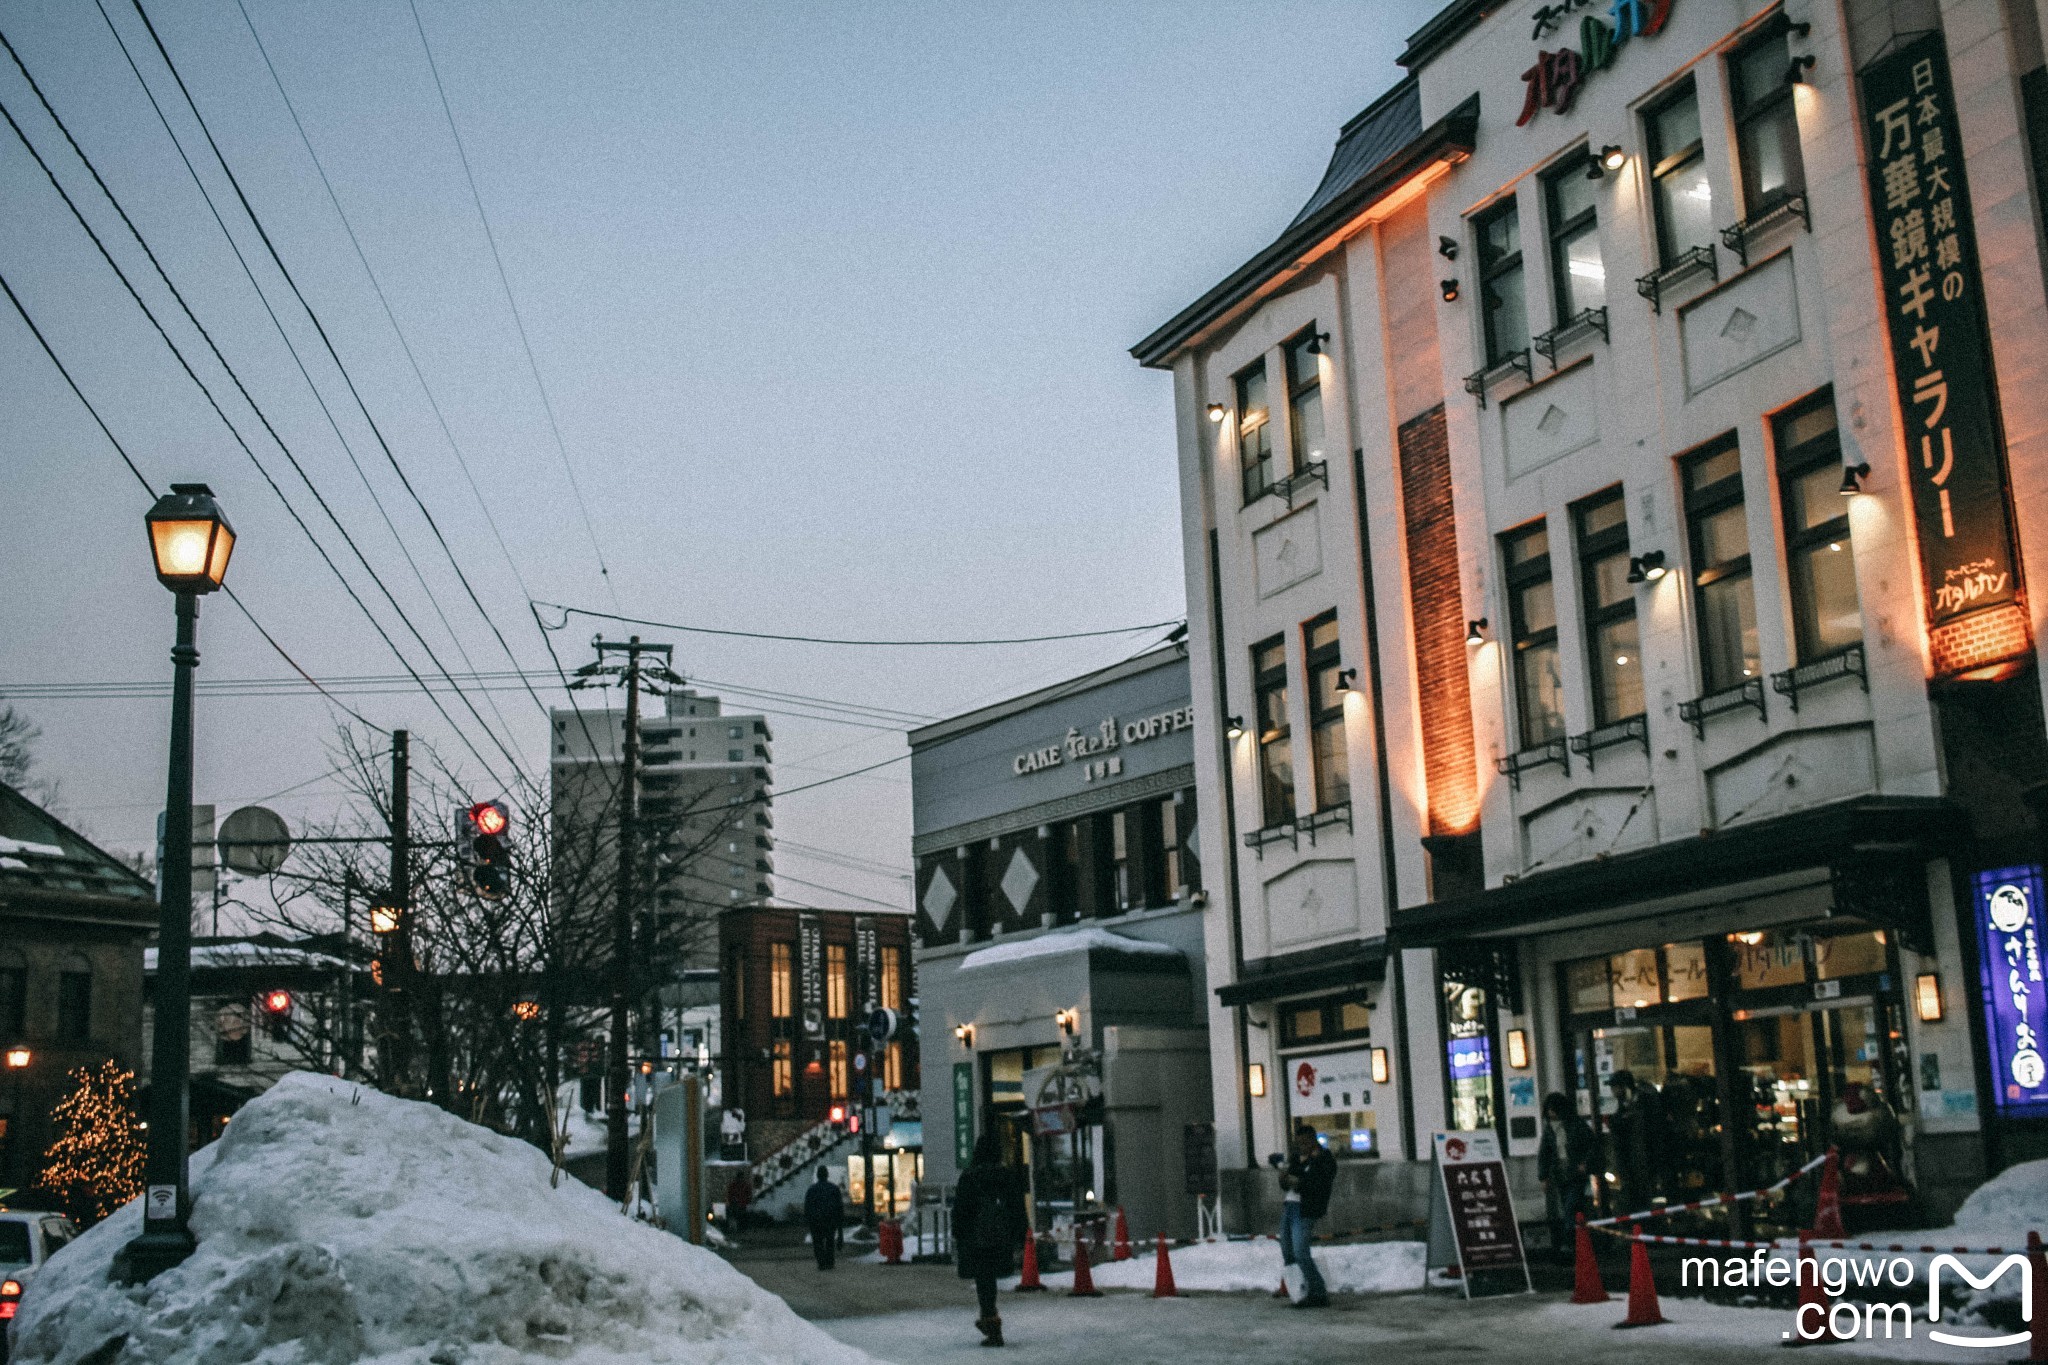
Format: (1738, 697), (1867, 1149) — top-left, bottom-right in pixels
(145, 483), (235, 593)
(3, 1046), (29, 1070)
(1599, 144), (1627, 172)
(369, 904), (401, 935)
(1206, 403), (1227, 424)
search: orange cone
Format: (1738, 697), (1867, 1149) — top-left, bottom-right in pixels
(1789, 1230), (1842, 1346)
(1153, 1233), (1180, 1298)
(1812, 1149), (1845, 1240)
(1571, 1213), (1610, 1304)
(1069, 1232), (1103, 1297)
(1015, 1232), (1046, 1291)
(1613, 1236), (1666, 1328)
(1113, 1206), (1133, 1261)
(2024, 1231), (2046, 1362)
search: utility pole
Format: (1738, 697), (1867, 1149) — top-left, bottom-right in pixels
(388, 730), (415, 1093)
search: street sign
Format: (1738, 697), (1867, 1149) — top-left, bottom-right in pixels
(1429, 1130), (1531, 1299)
(217, 805), (290, 876)
(866, 1007), (898, 1042)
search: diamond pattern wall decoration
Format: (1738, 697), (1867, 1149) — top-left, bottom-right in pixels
(922, 865), (957, 925)
(1000, 847), (1040, 918)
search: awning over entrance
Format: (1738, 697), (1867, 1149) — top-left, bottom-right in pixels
(1390, 796), (1969, 950)
(1216, 936), (1387, 1006)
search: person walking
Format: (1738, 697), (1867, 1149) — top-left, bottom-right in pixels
(1538, 1092), (1596, 1260)
(1277, 1126), (1335, 1307)
(952, 1131), (1026, 1347)
(804, 1166), (845, 1271)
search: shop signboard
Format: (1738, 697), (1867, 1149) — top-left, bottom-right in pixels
(1973, 865), (2048, 1118)
(953, 1062), (976, 1167)
(799, 913), (824, 1040)
(1858, 32), (2029, 673)
(1290, 1048), (1375, 1112)
(1429, 1129), (1531, 1299)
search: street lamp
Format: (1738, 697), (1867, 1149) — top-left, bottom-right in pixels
(118, 483), (234, 1286)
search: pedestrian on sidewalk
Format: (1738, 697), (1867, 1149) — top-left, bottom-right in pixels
(805, 1167), (845, 1271)
(953, 1131), (1026, 1348)
(1277, 1126), (1334, 1308)
(1537, 1092), (1595, 1260)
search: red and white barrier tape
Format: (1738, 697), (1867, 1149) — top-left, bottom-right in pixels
(1594, 1226), (2028, 1256)
(1584, 1151), (1829, 1229)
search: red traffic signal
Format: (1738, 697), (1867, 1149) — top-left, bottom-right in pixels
(462, 800), (512, 900)
(262, 989), (291, 1015)
(829, 1104), (846, 1129)
(468, 801), (509, 837)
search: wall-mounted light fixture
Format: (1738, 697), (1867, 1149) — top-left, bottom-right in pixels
(1055, 1007), (1080, 1036)
(1915, 972), (1945, 1022)
(1248, 1062), (1267, 1098)
(1207, 403), (1227, 424)
(1440, 278), (1461, 302)
(1336, 667), (1358, 693)
(3, 1046), (29, 1070)
(1437, 235), (1459, 261)
(1506, 1029), (1531, 1070)
(1839, 461), (1871, 495)
(1225, 714), (1246, 739)
(1787, 20), (1812, 39)
(1370, 1048), (1390, 1085)
(1600, 144), (1627, 173)
(1465, 618), (1489, 646)
(1788, 53), (1816, 83)
(1626, 550), (1668, 584)
(1303, 330), (1332, 357)
(953, 1022), (975, 1047)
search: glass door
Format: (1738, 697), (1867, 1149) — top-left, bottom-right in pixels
(1815, 999), (1909, 1199)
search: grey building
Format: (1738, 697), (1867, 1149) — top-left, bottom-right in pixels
(911, 645), (1214, 1240)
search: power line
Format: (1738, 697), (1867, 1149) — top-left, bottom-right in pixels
(767, 870), (903, 912)
(1, 29), (518, 789)
(537, 601), (1189, 649)
(405, 0), (617, 608)
(771, 753), (908, 798)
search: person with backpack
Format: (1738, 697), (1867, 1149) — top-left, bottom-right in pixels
(803, 1167), (845, 1270)
(952, 1131), (1027, 1348)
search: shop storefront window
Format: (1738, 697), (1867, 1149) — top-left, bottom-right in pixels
(1609, 947), (1661, 1009)
(1665, 941), (1710, 1001)
(1814, 928), (1888, 981)
(1729, 929), (1804, 990)
(1286, 1046), (1379, 1158)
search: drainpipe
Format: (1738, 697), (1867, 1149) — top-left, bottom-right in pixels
(1209, 528), (1256, 1169)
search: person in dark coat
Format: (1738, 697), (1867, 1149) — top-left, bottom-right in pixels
(803, 1167), (845, 1270)
(1538, 1092), (1596, 1259)
(952, 1131), (1027, 1348)
(1605, 1072), (1660, 1216)
(1277, 1126), (1336, 1307)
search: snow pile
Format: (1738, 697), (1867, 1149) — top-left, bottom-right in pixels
(1825, 1156), (2048, 1313)
(1005, 1238), (1425, 1294)
(957, 926), (1183, 972)
(9, 1072), (879, 1365)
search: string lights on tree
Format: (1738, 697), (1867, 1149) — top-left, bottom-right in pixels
(36, 1061), (147, 1226)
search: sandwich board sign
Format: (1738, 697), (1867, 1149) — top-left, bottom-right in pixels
(1427, 1129), (1531, 1298)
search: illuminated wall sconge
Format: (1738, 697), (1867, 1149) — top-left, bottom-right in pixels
(3, 1046), (29, 1070)
(1336, 667), (1358, 693)
(1225, 714), (1246, 739)
(1370, 1047), (1390, 1084)
(954, 1022), (976, 1047)
(1248, 1062), (1267, 1097)
(1207, 403), (1227, 424)
(1915, 972), (1945, 1022)
(1465, 618), (1489, 646)
(1626, 550), (1668, 584)
(1839, 461), (1872, 495)
(1788, 53), (1816, 83)
(1055, 1007), (1080, 1036)
(1506, 1028), (1531, 1069)
(1303, 330), (1331, 357)
(1440, 278), (1460, 302)
(1599, 144), (1627, 172)
(1437, 235), (1459, 260)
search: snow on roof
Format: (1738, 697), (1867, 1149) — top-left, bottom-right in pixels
(957, 926), (1184, 972)
(144, 942), (348, 972)
(12, 1072), (879, 1364)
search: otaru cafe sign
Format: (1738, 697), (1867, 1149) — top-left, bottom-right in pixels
(1011, 705), (1195, 783)
(1860, 34), (2027, 663)
(1518, 0), (1675, 125)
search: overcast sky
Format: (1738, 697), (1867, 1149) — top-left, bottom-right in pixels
(0, 0), (1438, 913)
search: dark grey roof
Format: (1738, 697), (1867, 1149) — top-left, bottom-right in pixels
(1286, 79), (1423, 231)
(1399, 0), (1494, 71)
(0, 783), (154, 905)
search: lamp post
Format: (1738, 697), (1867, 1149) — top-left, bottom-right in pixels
(118, 483), (234, 1285)
(4, 1047), (28, 1188)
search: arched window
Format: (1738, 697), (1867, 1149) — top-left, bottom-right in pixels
(56, 955), (91, 1044)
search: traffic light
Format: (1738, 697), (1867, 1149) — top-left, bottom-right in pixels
(829, 1103), (847, 1132)
(262, 989), (291, 1015)
(461, 801), (512, 899)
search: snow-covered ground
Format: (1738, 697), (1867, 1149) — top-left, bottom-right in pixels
(1001, 1237), (1426, 1295)
(7, 1072), (875, 1364)
(1804, 1155), (2048, 1312)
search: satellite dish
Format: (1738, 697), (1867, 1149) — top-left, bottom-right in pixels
(217, 805), (291, 876)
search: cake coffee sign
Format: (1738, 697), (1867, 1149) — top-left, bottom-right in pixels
(1518, 0), (1675, 125)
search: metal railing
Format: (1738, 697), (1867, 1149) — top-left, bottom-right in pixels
(1678, 676), (1767, 740)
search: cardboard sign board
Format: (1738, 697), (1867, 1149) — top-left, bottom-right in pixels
(1431, 1130), (1531, 1298)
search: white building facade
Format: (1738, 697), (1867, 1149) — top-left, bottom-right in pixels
(1138, 0), (2048, 1232)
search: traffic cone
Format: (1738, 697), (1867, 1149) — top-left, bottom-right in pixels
(1069, 1232), (1103, 1297)
(1787, 1230), (1841, 1346)
(1015, 1233), (1046, 1292)
(1812, 1148), (1845, 1241)
(1571, 1213), (1610, 1304)
(2023, 1230), (2046, 1362)
(1613, 1237), (1667, 1328)
(1113, 1206), (1133, 1261)
(1273, 1277), (1289, 1299)
(1153, 1234), (1180, 1298)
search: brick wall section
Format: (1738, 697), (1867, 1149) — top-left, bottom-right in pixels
(1930, 600), (2034, 676)
(1397, 404), (1480, 835)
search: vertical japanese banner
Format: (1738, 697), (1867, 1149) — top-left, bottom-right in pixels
(1859, 33), (2030, 675)
(1972, 866), (2048, 1117)
(855, 917), (879, 1019)
(799, 912), (824, 1042)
